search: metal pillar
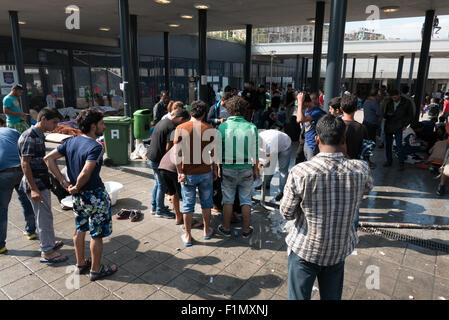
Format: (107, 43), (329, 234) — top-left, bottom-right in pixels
(340, 53), (347, 96)
(129, 14), (140, 112)
(303, 58), (309, 91)
(423, 56), (432, 99)
(350, 58), (356, 93)
(311, 1), (325, 93)
(414, 9), (434, 122)
(8, 11), (28, 114)
(244, 24), (252, 84)
(299, 57), (305, 90)
(371, 55), (378, 89)
(64, 49), (76, 107)
(323, 0), (347, 109)
(118, 0), (131, 116)
(164, 31), (170, 94)
(396, 55), (405, 91)
(408, 52), (416, 92)
(295, 55), (301, 89)
(198, 9), (208, 102)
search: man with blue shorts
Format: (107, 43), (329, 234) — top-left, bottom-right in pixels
(174, 100), (217, 246)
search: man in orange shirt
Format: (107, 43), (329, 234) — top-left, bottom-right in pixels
(174, 101), (217, 246)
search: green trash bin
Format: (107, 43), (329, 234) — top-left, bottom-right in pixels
(133, 109), (152, 139)
(103, 116), (132, 165)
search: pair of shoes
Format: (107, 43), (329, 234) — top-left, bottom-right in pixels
(181, 234), (193, 247)
(383, 161), (392, 167)
(115, 209), (142, 222)
(40, 253), (69, 264)
(437, 184), (445, 196)
(242, 226), (254, 239)
(23, 231), (37, 240)
(217, 224), (231, 237)
(75, 258), (92, 275)
(0, 247), (7, 254)
(275, 192), (284, 201)
(203, 227), (214, 240)
(90, 264), (118, 281)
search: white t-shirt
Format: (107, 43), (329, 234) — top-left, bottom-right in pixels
(259, 129), (292, 155)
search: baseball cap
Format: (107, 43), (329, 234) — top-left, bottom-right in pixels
(13, 84), (24, 90)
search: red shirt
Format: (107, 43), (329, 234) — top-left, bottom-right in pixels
(319, 94), (324, 106)
(443, 100), (449, 113)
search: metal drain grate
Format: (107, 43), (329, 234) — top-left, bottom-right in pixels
(360, 226), (449, 253)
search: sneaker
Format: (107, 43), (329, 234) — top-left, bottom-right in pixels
(242, 226), (254, 239)
(437, 184), (445, 196)
(155, 211), (175, 219)
(0, 247), (7, 254)
(217, 224), (231, 237)
(115, 209), (132, 220)
(129, 210), (142, 222)
(23, 231), (37, 240)
(275, 192), (284, 201)
(150, 208), (157, 215)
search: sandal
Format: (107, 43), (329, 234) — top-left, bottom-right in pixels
(75, 258), (92, 275)
(203, 227), (214, 240)
(90, 264), (118, 281)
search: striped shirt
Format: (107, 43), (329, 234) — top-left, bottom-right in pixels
(280, 152), (373, 266)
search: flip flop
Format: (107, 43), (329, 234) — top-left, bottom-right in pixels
(181, 234), (193, 247)
(53, 240), (64, 251)
(40, 253), (69, 264)
(203, 227), (214, 240)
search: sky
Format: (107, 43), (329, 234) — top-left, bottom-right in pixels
(345, 15), (449, 40)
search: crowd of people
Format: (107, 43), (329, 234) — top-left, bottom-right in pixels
(1, 79), (449, 300)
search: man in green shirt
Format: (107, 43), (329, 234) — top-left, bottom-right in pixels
(217, 96), (259, 239)
(2, 84), (29, 133)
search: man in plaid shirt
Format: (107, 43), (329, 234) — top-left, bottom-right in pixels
(280, 114), (373, 300)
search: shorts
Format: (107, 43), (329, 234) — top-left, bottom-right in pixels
(221, 168), (253, 206)
(180, 172), (213, 213)
(72, 187), (112, 239)
(159, 169), (181, 196)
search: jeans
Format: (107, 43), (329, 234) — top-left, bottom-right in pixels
(264, 146), (292, 194)
(253, 109), (265, 129)
(0, 170), (36, 248)
(385, 129), (404, 164)
(180, 172), (214, 213)
(304, 144), (319, 161)
(287, 251), (345, 300)
(221, 168), (254, 206)
(148, 159), (166, 212)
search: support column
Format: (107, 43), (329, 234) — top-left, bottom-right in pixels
(303, 58), (309, 91)
(340, 53), (347, 96)
(408, 52), (416, 91)
(414, 9), (434, 122)
(64, 49), (76, 107)
(423, 56), (432, 99)
(118, 0), (131, 116)
(295, 55), (301, 89)
(244, 24), (252, 84)
(164, 31), (170, 93)
(371, 55), (378, 89)
(396, 55), (405, 91)
(299, 57), (305, 90)
(9, 11), (28, 114)
(198, 9), (208, 102)
(323, 0), (347, 109)
(350, 57), (356, 93)
(129, 14), (140, 112)
(311, 1), (325, 93)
